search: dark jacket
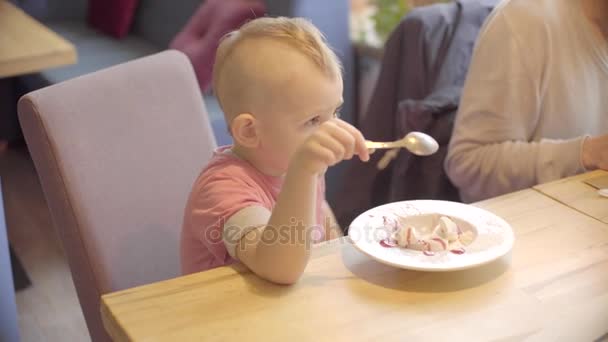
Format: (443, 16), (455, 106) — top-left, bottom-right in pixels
(335, 0), (497, 228)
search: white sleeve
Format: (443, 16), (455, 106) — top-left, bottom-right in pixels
(445, 10), (586, 202)
(222, 206), (271, 260)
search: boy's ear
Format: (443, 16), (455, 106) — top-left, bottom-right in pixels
(230, 113), (260, 148)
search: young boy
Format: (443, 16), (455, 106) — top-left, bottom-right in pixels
(181, 17), (370, 284)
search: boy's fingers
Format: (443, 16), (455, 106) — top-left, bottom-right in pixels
(308, 140), (336, 168)
(333, 120), (369, 162)
(315, 130), (345, 163)
(325, 124), (356, 160)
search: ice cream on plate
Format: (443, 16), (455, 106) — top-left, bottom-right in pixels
(380, 215), (475, 256)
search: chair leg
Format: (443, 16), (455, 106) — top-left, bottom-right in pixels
(0, 79), (20, 145)
(10, 245), (31, 291)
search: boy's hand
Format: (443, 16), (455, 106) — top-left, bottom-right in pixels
(290, 119), (370, 175)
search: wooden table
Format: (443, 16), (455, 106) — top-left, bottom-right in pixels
(101, 173), (608, 341)
(535, 170), (608, 224)
(0, 0), (77, 292)
(0, 0), (76, 78)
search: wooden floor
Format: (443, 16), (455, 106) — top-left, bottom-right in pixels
(1, 147), (90, 341)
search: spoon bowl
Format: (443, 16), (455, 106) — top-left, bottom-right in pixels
(365, 132), (439, 156)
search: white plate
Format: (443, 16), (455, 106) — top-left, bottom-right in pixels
(348, 200), (515, 272)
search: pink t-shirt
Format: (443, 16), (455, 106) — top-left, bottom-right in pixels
(181, 146), (326, 274)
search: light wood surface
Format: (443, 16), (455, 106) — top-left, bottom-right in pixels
(101, 175), (608, 341)
(534, 170), (608, 224)
(0, 0), (76, 78)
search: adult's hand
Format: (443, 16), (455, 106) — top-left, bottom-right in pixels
(582, 134), (608, 170)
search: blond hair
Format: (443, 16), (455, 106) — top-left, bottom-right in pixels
(213, 17), (342, 119)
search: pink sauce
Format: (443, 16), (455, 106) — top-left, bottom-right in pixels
(422, 241), (434, 256)
(431, 237), (447, 250)
(378, 215), (468, 255)
(378, 240), (467, 255)
(379, 239), (398, 248)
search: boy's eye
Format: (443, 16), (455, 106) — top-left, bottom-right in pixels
(306, 116), (322, 126)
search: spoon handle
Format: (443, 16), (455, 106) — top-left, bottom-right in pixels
(365, 140), (401, 149)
